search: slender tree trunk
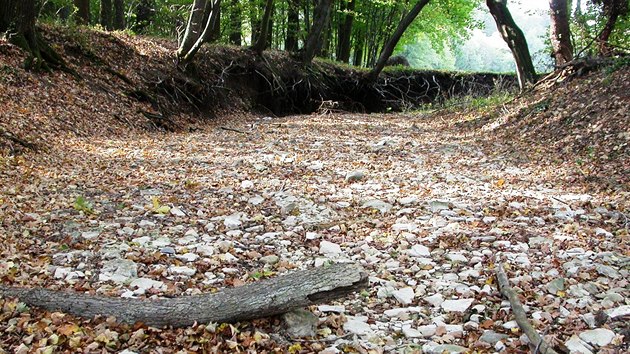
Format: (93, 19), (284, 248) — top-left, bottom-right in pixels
(1, 0), (66, 70)
(549, 0), (573, 65)
(133, 0), (154, 33)
(180, 0), (222, 63)
(302, 0), (332, 64)
(74, 0), (90, 24)
(178, 0), (208, 58)
(101, 0), (113, 30)
(210, 0), (221, 41)
(285, 0), (299, 51)
(337, 0), (355, 63)
(597, 1), (628, 56)
(113, 0), (125, 29)
(251, 0), (274, 54)
(249, 0), (261, 44)
(368, 0), (430, 81)
(486, 0), (537, 90)
(353, 31), (364, 66)
(229, 0), (242, 45)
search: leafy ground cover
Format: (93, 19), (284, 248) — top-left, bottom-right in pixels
(1, 31), (629, 353)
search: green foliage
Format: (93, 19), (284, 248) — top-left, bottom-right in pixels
(73, 195), (94, 214)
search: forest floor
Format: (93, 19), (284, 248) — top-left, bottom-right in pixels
(1, 30), (629, 353)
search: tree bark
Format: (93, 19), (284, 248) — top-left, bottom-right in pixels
(251, 0), (274, 54)
(0, 263), (368, 328)
(178, 0), (208, 59)
(179, 0), (222, 63)
(285, 0), (299, 51)
(302, 0), (332, 64)
(0, 0), (66, 70)
(101, 0), (113, 30)
(337, 0), (355, 63)
(367, 0), (430, 81)
(596, 0), (628, 55)
(549, 0), (573, 65)
(486, 0), (537, 90)
(229, 0), (242, 45)
(113, 0), (125, 29)
(133, 0), (154, 33)
(74, 0), (90, 24)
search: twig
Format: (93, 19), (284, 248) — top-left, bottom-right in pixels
(495, 260), (559, 354)
(219, 126), (249, 134)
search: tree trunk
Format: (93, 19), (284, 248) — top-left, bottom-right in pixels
(285, 0), (299, 51)
(74, 0), (90, 24)
(486, 0), (537, 90)
(180, 0), (222, 63)
(337, 0), (355, 63)
(229, 0), (242, 45)
(133, 0), (154, 33)
(178, 0), (208, 58)
(597, 0), (628, 56)
(302, 0), (332, 64)
(210, 0), (221, 41)
(251, 0), (274, 54)
(0, 263), (368, 328)
(367, 0), (430, 81)
(0, 0), (66, 70)
(101, 0), (113, 30)
(549, 0), (573, 65)
(113, 0), (125, 29)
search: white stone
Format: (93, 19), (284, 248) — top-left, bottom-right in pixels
(447, 253), (468, 263)
(241, 180), (254, 189)
(607, 305), (630, 318)
(170, 207), (186, 217)
(196, 245), (215, 256)
(402, 327), (422, 338)
(130, 278), (165, 291)
(362, 199), (393, 214)
(318, 305), (345, 313)
(305, 232), (318, 240)
(345, 171), (365, 182)
(224, 213), (242, 230)
(418, 324), (437, 337)
(176, 253), (199, 262)
(399, 196), (417, 205)
(248, 195), (264, 205)
(54, 267), (72, 279)
(425, 293), (444, 307)
(565, 335), (593, 354)
(99, 259), (138, 283)
(409, 244), (431, 257)
(393, 287), (415, 305)
(319, 241), (342, 255)
(441, 298), (474, 312)
(169, 265), (196, 276)
(579, 328), (615, 347)
(81, 231), (100, 240)
(343, 316), (372, 335)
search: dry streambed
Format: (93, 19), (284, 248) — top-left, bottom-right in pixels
(0, 113), (628, 353)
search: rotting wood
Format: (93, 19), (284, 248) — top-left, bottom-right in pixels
(0, 263), (368, 328)
(495, 261), (559, 354)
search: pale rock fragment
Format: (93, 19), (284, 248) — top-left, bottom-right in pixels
(441, 298), (474, 312)
(392, 287), (415, 305)
(319, 241), (342, 255)
(578, 328), (616, 347)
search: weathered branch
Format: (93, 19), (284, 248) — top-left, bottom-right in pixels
(0, 263), (368, 328)
(495, 262), (559, 354)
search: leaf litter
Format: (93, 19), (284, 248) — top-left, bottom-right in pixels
(0, 32), (629, 353)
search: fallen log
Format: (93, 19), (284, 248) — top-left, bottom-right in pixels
(0, 263), (368, 328)
(495, 261), (559, 354)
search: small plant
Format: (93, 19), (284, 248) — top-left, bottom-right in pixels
(73, 195), (94, 214)
(250, 269), (275, 280)
(151, 197), (170, 214)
